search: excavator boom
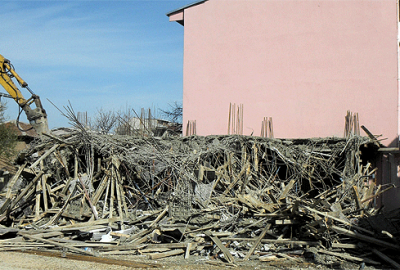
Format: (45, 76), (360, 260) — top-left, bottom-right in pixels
(0, 54), (49, 135)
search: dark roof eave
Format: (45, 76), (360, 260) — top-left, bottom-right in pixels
(166, 0), (208, 17)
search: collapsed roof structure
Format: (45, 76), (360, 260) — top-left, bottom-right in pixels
(0, 122), (398, 268)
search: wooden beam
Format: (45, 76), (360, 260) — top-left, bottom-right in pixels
(21, 249), (158, 268)
(147, 249), (184, 260)
(378, 147), (400, 153)
(331, 225), (400, 250)
(29, 144), (59, 169)
(317, 249), (380, 265)
(302, 206), (374, 235)
(372, 249), (400, 269)
(361, 126), (380, 147)
(20, 234), (96, 256)
(243, 223), (271, 261)
(205, 231), (234, 263)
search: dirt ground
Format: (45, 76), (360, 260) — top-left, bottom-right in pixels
(0, 250), (380, 270)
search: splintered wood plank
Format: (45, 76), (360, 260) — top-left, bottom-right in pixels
(278, 179), (295, 200)
(49, 217), (119, 230)
(5, 163), (26, 199)
(331, 243), (357, 249)
(77, 174), (98, 220)
(20, 234), (95, 256)
(275, 220), (298, 225)
(34, 177), (42, 221)
(361, 182), (375, 207)
(185, 243), (192, 259)
(0, 164), (27, 215)
(60, 177), (73, 196)
(29, 144), (59, 170)
(372, 249), (400, 269)
(74, 154), (78, 179)
(9, 171), (44, 211)
(102, 176), (111, 219)
(228, 103), (231, 134)
(222, 162), (249, 196)
(243, 223), (271, 261)
(252, 143), (259, 172)
(53, 150), (70, 177)
(128, 228), (152, 243)
(267, 190), (278, 204)
(92, 175), (109, 206)
(302, 206), (374, 235)
(147, 249), (185, 260)
(119, 183), (129, 219)
(240, 163), (251, 194)
(317, 249), (379, 265)
(361, 126), (380, 147)
(149, 206), (168, 228)
(41, 170), (49, 212)
(115, 177), (124, 229)
(44, 192), (72, 227)
(21, 249), (159, 268)
(46, 183), (55, 206)
(352, 185), (363, 216)
(205, 231), (234, 263)
(109, 172), (115, 219)
(237, 194), (276, 212)
(331, 225), (400, 250)
(139, 248), (170, 254)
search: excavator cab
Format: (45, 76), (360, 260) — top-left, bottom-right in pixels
(0, 54), (49, 135)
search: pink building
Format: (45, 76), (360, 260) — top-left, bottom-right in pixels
(168, 0), (400, 209)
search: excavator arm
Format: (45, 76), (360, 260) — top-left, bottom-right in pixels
(0, 54), (49, 135)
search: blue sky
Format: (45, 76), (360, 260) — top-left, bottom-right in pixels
(1, 0), (189, 128)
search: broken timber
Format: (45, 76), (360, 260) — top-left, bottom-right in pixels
(0, 127), (398, 268)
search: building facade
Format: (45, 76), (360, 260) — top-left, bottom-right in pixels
(168, 0), (398, 145)
(168, 0), (400, 210)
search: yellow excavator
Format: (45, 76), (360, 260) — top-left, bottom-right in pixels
(0, 54), (49, 135)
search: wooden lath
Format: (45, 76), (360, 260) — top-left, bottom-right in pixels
(186, 120), (197, 136)
(260, 117), (274, 138)
(228, 103), (243, 135)
(344, 110), (360, 138)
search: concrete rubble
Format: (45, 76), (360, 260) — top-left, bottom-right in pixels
(0, 123), (399, 268)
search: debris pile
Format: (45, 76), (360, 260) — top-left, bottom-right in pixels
(0, 126), (399, 268)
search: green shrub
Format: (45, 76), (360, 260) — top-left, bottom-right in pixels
(0, 103), (17, 159)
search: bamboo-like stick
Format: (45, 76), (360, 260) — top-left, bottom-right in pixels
(109, 170), (115, 219)
(92, 175), (109, 206)
(264, 117), (267, 137)
(115, 175), (124, 228)
(261, 119), (264, 137)
(241, 104), (244, 135)
(0, 164), (27, 215)
(5, 163), (26, 199)
(228, 103), (231, 135)
(102, 176), (111, 218)
(44, 191), (72, 227)
(78, 174), (98, 220)
(119, 183), (129, 217)
(269, 117), (274, 138)
(34, 174), (42, 221)
(9, 171), (44, 211)
(41, 161), (48, 212)
(29, 144), (59, 170)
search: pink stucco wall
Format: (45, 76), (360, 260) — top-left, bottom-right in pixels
(173, 0), (399, 146)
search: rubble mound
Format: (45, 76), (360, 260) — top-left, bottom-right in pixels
(0, 129), (399, 269)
